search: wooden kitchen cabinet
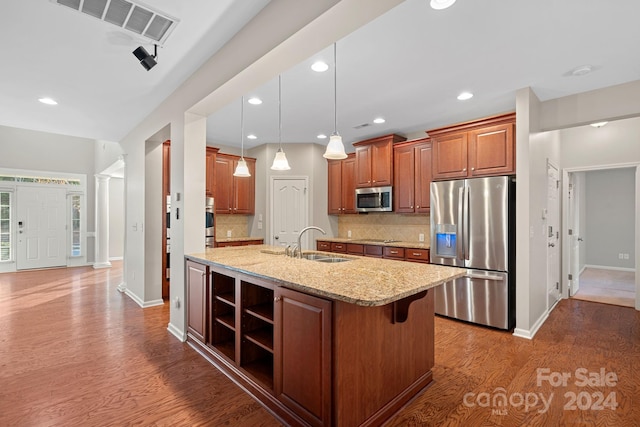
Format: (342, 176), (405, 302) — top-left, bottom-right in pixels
(354, 134), (406, 188)
(214, 153), (256, 214)
(275, 286), (332, 427)
(327, 153), (356, 214)
(205, 147), (218, 197)
(186, 260), (208, 343)
(393, 138), (432, 213)
(429, 112), (515, 180)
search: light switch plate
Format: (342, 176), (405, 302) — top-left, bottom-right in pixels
(226, 230), (232, 237)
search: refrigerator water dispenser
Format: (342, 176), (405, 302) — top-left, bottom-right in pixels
(435, 224), (457, 258)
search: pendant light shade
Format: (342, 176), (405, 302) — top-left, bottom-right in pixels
(271, 75), (291, 170)
(323, 43), (347, 160)
(234, 96), (251, 177)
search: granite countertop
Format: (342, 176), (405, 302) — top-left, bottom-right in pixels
(317, 237), (430, 250)
(215, 236), (264, 243)
(187, 245), (464, 307)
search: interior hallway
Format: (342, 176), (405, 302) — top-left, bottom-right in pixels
(1, 263), (639, 426)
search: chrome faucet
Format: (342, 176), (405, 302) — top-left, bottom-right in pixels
(294, 226), (326, 258)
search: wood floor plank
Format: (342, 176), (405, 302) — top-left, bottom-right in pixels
(1, 264), (639, 426)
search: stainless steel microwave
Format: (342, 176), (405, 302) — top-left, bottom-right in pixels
(355, 186), (393, 212)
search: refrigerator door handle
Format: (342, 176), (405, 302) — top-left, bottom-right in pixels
(457, 186), (464, 260)
(463, 184), (470, 261)
(466, 273), (505, 281)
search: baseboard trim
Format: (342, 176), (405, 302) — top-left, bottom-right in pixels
(124, 289), (145, 307)
(117, 281), (127, 293)
(513, 310), (549, 340)
(584, 264), (636, 273)
(93, 261), (112, 269)
(109, 256), (124, 261)
(167, 322), (186, 342)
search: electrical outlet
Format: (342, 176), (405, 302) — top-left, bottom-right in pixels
(347, 230), (352, 238)
(623, 253), (629, 260)
(227, 230), (232, 237)
(618, 253), (624, 259)
(258, 221), (263, 230)
(419, 233), (425, 242)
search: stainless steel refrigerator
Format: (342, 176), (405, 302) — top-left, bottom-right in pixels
(430, 176), (515, 330)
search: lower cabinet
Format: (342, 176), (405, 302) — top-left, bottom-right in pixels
(186, 260), (332, 427)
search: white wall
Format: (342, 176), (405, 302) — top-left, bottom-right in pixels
(584, 168), (635, 269)
(109, 177), (124, 259)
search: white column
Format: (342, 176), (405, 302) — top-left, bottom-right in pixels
(94, 174), (112, 269)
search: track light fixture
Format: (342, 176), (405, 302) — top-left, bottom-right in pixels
(133, 44), (158, 71)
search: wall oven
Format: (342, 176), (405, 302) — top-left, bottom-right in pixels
(205, 197), (215, 248)
(355, 186), (393, 212)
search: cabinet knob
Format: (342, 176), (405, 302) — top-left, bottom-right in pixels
(234, 208), (237, 211)
(372, 180), (376, 183)
(471, 167), (475, 171)
(274, 296), (282, 302)
(416, 205), (420, 208)
(463, 168), (467, 172)
(410, 206), (413, 209)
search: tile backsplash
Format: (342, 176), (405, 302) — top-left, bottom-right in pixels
(338, 213), (430, 243)
(216, 214), (249, 239)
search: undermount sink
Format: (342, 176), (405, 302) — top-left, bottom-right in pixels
(302, 253), (351, 263)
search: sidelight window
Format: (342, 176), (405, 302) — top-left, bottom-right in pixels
(70, 194), (82, 257)
(0, 191), (11, 261)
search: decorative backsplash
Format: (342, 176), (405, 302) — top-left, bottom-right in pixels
(338, 213), (430, 243)
(216, 214), (248, 239)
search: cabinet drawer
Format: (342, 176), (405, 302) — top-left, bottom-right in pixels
(405, 249), (430, 263)
(331, 242), (347, 253)
(317, 241), (331, 251)
(383, 247), (405, 259)
(347, 243), (364, 255)
(364, 245), (383, 257)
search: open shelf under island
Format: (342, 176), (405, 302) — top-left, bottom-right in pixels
(185, 245), (465, 427)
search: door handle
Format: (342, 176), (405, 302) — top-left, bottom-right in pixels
(274, 236), (279, 240)
(548, 243), (555, 247)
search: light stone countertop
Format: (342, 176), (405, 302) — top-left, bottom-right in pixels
(316, 237), (430, 250)
(186, 245), (464, 307)
(215, 236), (264, 243)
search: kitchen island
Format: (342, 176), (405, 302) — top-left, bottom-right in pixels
(185, 245), (464, 427)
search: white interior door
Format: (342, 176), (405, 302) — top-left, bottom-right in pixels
(16, 186), (67, 270)
(271, 178), (308, 248)
(568, 173), (581, 296)
(547, 163), (561, 309)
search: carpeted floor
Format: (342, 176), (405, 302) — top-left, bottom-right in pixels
(572, 267), (636, 307)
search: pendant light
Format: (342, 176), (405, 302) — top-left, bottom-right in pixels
(323, 42), (348, 160)
(233, 96), (251, 177)
(271, 75), (291, 170)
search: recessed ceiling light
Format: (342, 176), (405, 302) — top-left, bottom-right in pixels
(430, 0), (456, 10)
(38, 97), (58, 105)
(317, 134), (327, 139)
(457, 92), (473, 101)
(247, 134), (257, 140)
(247, 97), (262, 105)
(373, 118), (386, 124)
(590, 121), (608, 128)
(571, 65), (593, 76)
(311, 61), (329, 72)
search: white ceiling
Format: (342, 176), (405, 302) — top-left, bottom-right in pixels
(1, 0), (639, 149)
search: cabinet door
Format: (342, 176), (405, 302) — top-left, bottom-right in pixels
(432, 132), (468, 180)
(393, 144), (415, 213)
(214, 156), (233, 214)
(414, 142), (432, 213)
(341, 155), (356, 213)
(355, 145), (372, 188)
(205, 148), (216, 197)
(275, 287), (332, 427)
(370, 139), (393, 186)
(468, 123), (514, 177)
(186, 260), (208, 343)
(234, 158), (255, 214)
(327, 160), (343, 214)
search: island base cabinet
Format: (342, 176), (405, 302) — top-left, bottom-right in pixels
(186, 260), (208, 343)
(275, 288), (332, 427)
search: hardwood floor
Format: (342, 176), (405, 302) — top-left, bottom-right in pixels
(1, 264), (639, 426)
(573, 267), (636, 308)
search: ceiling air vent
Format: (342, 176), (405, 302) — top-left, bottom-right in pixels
(353, 123), (372, 129)
(52, 0), (178, 44)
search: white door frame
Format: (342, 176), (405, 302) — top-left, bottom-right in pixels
(269, 176), (309, 247)
(561, 162), (640, 311)
(546, 161), (561, 310)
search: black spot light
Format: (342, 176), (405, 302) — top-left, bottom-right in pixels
(133, 44), (157, 71)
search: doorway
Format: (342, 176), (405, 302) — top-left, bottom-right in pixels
(564, 167), (637, 308)
(270, 177), (308, 248)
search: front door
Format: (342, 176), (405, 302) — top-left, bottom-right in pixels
(271, 178), (308, 248)
(547, 163), (561, 309)
(16, 186), (67, 270)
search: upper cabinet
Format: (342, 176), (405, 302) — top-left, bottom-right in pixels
(354, 134), (406, 188)
(327, 153), (356, 215)
(205, 147), (218, 197)
(428, 113), (515, 180)
(393, 138), (432, 213)
(214, 153), (256, 215)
